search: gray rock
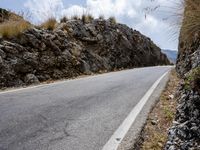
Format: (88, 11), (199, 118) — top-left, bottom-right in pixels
(0, 49), (6, 58)
(168, 145), (176, 150)
(0, 56), (3, 66)
(24, 74), (39, 84)
(151, 120), (158, 125)
(165, 88), (200, 150)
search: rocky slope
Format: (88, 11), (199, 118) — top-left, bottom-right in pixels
(165, 1), (200, 149)
(0, 10), (170, 89)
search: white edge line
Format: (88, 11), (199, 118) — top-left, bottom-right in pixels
(102, 70), (170, 150)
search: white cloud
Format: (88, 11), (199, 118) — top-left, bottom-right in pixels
(61, 5), (86, 17)
(24, 0), (179, 50)
(24, 0), (64, 23)
(85, 0), (137, 18)
(136, 15), (158, 30)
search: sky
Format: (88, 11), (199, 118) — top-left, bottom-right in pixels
(0, 0), (183, 50)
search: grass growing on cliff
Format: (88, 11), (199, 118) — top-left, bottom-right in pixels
(0, 21), (31, 38)
(71, 15), (79, 20)
(81, 14), (94, 24)
(40, 18), (57, 30)
(99, 15), (105, 20)
(108, 17), (117, 24)
(181, 0), (200, 40)
(60, 16), (68, 23)
(185, 67), (200, 92)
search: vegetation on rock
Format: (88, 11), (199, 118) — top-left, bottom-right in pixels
(181, 0), (200, 41)
(0, 21), (31, 38)
(0, 8), (31, 38)
(40, 18), (57, 30)
(185, 67), (200, 93)
(108, 16), (117, 25)
(60, 16), (68, 23)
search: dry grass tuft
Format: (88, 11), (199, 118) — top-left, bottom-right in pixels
(71, 15), (79, 20)
(60, 16), (68, 23)
(81, 14), (94, 24)
(108, 16), (117, 24)
(99, 15), (105, 20)
(0, 21), (31, 38)
(181, 0), (200, 40)
(40, 18), (57, 30)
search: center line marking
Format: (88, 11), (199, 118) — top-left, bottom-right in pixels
(102, 70), (169, 150)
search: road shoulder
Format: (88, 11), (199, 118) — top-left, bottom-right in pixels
(117, 70), (172, 150)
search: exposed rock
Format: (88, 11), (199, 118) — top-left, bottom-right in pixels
(165, 89), (200, 150)
(0, 18), (170, 89)
(151, 120), (158, 125)
(24, 74), (39, 84)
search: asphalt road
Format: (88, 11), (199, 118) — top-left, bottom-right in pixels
(0, 66), (171, 150)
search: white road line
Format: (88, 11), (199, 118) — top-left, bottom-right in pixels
(102, 71), (169, 150)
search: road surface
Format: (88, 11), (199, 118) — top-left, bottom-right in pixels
(0, 66), (171, 150)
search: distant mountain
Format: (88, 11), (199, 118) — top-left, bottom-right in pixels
(162, 49), (178, 64)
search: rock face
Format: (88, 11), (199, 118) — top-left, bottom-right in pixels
(166, 45), (200, 149)
(176, 35), (200, 76)
(0, 18), (169, 88)
(166, 1), (200, 149)
(165, 87), (200, 150)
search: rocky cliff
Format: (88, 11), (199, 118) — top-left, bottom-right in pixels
(0, 11), (170, 89)
(166, 0), (200, 149)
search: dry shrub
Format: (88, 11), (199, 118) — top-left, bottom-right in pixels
(40, 18), (57, 30)
(0, 21), (31, 38)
